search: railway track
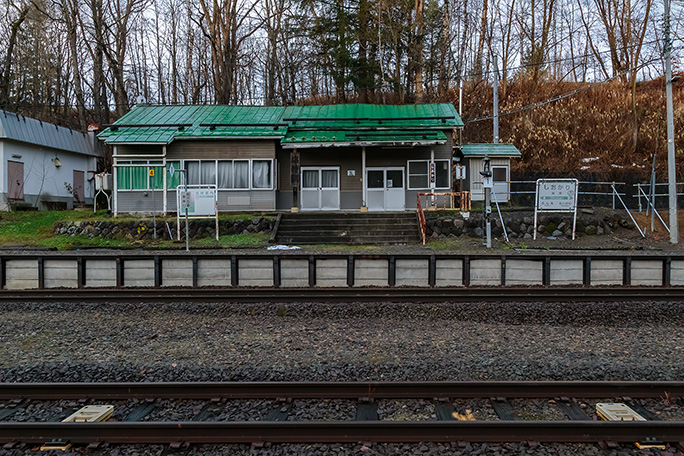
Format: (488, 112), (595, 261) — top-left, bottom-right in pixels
(1, 382), (683, 446)
(2, 286), (684, 303)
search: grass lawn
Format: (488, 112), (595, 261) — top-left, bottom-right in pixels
(0, 210), (274, 250)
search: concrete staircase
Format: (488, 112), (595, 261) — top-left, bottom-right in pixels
(273, 212), (420, 245)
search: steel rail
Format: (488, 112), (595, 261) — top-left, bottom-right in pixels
(2, 421), (684, 444)
(2, 287), (684, 303)
(1, 381), (683, 401)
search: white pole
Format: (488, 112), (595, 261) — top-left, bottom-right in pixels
(362, 146), (367, 209)
(493, 55), (499, 144)
(112, 146), (118, 216)
(665, 0), (679, 243)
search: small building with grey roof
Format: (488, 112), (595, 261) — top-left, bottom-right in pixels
(0, 111), (100, 210)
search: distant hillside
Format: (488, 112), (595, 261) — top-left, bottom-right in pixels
(460, 75), (684, 179)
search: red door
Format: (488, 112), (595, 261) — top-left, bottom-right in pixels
(7, 161), (24, 200)
(73, 170), (85, 205)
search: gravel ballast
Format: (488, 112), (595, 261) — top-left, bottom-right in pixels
(1, 300), (683, 455)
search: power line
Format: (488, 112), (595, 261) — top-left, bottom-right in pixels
(463, 51), (680, 124)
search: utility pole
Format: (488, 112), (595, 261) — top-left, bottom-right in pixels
(665, 0), (679, 243)
(493, 55), (499, 144)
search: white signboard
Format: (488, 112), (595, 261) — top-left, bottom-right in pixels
(454, 165), (466, 180)
(536, 179), (578, 211)
(533, 178), (579, 240)
(176, 185), (219, 242)
(184, 188), (216, 216)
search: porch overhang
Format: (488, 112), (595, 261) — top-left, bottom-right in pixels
(281, 130), (447, 149)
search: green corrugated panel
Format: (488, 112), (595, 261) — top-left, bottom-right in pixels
(103, 126), (177, 144)
(282, 129), (447, 146)
(461, 143), (521, 156)
(283, 103), (462, 128)
(99, 105), (287, 143)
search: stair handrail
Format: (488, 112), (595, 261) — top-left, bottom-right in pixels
(416, 192), (471, 245)
(417, 194), (427, 245)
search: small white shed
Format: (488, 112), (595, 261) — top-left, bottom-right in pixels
(0, 111), (100, 210)
(456, 143), (522, 202)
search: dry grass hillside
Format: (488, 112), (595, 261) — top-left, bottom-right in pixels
(459, 75), (684, 179)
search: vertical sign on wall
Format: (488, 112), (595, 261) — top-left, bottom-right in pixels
(290, 150), (300, 211)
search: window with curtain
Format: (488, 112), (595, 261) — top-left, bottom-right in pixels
(408, 161), (428, 189)
(234, 161), (249, 188)
(130, 162), (147, 189)
(252, 160), (272, 189)
(186, 161), (200, 185)
(218, 161), (233, 189)
(321, 169), (338, 188)
(200, 160), (216, 185)
(117, 161), (132, 190)
(167, 161), (181, 189)
(149, 163), (163, 189)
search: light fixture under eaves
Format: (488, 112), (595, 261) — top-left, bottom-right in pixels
(53, 157), (62, 167)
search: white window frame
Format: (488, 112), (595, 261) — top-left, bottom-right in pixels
(116, 160), (168, 192)
(182, 159), (274, 191)
(407, 159), (451, 190)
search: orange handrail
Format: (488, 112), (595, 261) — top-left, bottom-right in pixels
(416, 191), (471, 244)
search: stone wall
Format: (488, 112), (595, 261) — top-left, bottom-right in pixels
(54, 217), (275, 241)
(424, 210), (635, 240)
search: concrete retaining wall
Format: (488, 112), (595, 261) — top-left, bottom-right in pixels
(1, 254), (680, 290)
(85, 260), (116, 288)
(238, 259), (273, 287)
(316, 259), (347, 287)
(396, 259), (429, 287)
(44, 259), (78, 288)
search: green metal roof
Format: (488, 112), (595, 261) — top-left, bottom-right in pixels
(460, 143), (522, 157)
(283, 103), (462, 128)
(98, 103), (461, 145)
(99, 105), (287, 144)
(282, 130), (447, 148)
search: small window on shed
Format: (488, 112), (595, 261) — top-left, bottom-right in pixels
(493, 167), (507, 182)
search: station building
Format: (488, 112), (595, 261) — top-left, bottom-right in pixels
(99, 103), (469, 214)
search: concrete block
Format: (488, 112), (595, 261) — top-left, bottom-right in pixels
(354, 259), (388, 287)
(435, 259), (463, 287)
(5, 259), (38, 290)
(281, 259), (309, 288)
(671, 260), (684, 286)
(550, 259), (583, 285)
(44, 260), (78, 288)
(395, 259), (429, 287)
(591, 259), (623, 285)
(162, 259), (193, 287)
(85, 260), (117, 288)
(316, 259), (348, 287)
(238, 259), (273, 287)
(197, 259), (231, 287)
(506, 259), (543, 286)
(470, 259), (501, 286)
(631, 260), (663, 286)
(124, 259), (154, 287)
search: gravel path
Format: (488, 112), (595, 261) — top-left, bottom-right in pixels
(1, 300), (683, 455)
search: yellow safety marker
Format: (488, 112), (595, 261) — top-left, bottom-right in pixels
(596, 403), (645, 421)
(62, 404), (114, 423)
(39, 440), (72, 451)
(596, 403), (665, 450)
(452, 409), (476, 421)
(149, 169), (155, 177)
